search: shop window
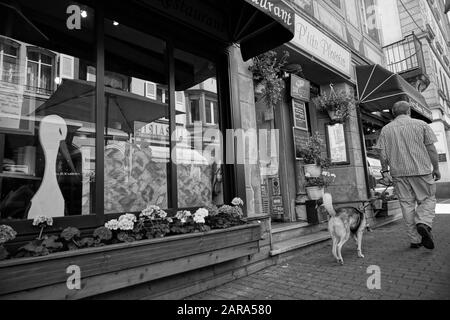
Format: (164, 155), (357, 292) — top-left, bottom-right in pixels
(104, 18), (169, 214)
(175, 48), (223, 208)
(0, 38), (20, 84)
(0, 0), (97, 223)
(26, 48), (55, 95)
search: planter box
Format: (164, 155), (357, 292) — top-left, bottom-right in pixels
(0, 224), (261, 300)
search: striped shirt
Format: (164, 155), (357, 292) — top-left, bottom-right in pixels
(374, 115), (437, 177)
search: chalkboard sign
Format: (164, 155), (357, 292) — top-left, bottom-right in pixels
(290, 74), (310, 101)
(292, 100), (308, 131)
(293, 127), (309, 160)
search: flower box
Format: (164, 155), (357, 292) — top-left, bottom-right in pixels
(0, 224), (261, 300)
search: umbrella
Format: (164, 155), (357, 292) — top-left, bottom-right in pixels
(356, 64), (432, 122)
(34, 78), (179, 135)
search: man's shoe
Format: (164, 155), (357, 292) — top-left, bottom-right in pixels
(410, 243), (422, 249)
(416, 223), (435, 250)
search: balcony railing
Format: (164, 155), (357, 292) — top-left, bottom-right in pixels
(383, 33), (426, 75)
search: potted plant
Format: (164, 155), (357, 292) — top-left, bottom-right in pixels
(249, 50), (289, 109)
(312, 85), (355, 123)
(297, 132), (331, 177)
(304, 171), (336, 200)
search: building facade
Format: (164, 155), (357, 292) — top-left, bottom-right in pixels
(379, 0), (450, 197)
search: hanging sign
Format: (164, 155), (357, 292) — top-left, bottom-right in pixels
(290, 74), (310, 101)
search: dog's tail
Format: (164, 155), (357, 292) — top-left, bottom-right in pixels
(323, 193), (337, 217)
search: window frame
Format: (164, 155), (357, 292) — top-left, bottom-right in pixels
(25, 46), (56, 94)
(0, 38), (21, 84)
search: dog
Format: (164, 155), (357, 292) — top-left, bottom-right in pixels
(317, 193), (366, 265)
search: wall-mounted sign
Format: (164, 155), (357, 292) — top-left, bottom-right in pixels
(290, 74), (310, 101)
(293, 127), (309, 160)
(325, 123), (349, 164)
(292, 100), (308, 131)
(292, 14), (352, 77)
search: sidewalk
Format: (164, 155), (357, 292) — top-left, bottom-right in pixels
(186, 214), (450, 300)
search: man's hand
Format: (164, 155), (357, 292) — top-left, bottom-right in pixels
(432, 169), (441, 181)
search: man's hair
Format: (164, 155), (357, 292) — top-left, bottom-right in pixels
(392, 101), (411, 117)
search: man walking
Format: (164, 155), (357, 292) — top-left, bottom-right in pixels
(375, 101), (440, 249)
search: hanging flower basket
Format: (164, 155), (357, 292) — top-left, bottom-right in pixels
(312, 84), (355, 123)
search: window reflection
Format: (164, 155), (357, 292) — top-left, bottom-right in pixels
(0, 0), (97, 220)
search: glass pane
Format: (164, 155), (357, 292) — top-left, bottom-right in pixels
(27, 51), (39, 62)
(0, 0), (97, 221)
(3, 43), (17, 57)
(40, 65), (52, 92)
(2, 55), (19, 84)
(190, 99), (200, 122)
(175, 48), (223, 208)
(205, 100), (212, 124)
(26, 62), (39, 89)
(213, 101), (219, 125)
(40, 54), (52, 65)
(104, 19), (168, 214)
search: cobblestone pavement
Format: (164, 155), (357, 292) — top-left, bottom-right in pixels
(186, 215), (450, 300)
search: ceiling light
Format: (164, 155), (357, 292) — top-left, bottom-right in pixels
(113, 21), (119, 26)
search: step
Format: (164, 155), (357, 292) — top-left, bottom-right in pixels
(271, 222), (328, 243)
(270, 231), (331, 256)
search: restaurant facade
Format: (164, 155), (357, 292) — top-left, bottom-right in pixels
(0, 0), (432, 300)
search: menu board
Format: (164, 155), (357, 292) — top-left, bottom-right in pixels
(292, 100), (308, 131)
(293, 127), (309, 160)
(290, 74), (310, 101)
(326, 123), (348, 164)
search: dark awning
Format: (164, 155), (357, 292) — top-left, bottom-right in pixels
(235, 0), (295, 61)
(356, 64), (432, 122)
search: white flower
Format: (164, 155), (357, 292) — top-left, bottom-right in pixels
(193, 208), (208, 224)
(158, 210), (168, 219)
(231, 197), (244, 206)
(322, 171), (330, 176)
(176, 210), (192, 224)
(118, 219), (134, 231)
(105, 219), (119, 230)
(32, 216), (53, 227)
(193, 215), (206, 224)
(119, 213), (137, 223)
(167, 217), (173, 223)
(305, 172), (311, 178)
(331, 174), (336, 178)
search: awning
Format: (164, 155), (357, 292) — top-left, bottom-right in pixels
(356, 64), (432, 122)
(235, 0), (295, 61)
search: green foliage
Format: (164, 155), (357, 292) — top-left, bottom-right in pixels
(296, 132), (330, 166)
(312, 89), (355, 123)
(15, 235), (63, 258)
(249, 50), (289, 108)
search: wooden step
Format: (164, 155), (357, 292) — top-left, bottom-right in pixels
(270, 231), (331, 256)
(271, 222), (328, 244)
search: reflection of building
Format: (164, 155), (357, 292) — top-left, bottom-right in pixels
(379, 0), (450, 196)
